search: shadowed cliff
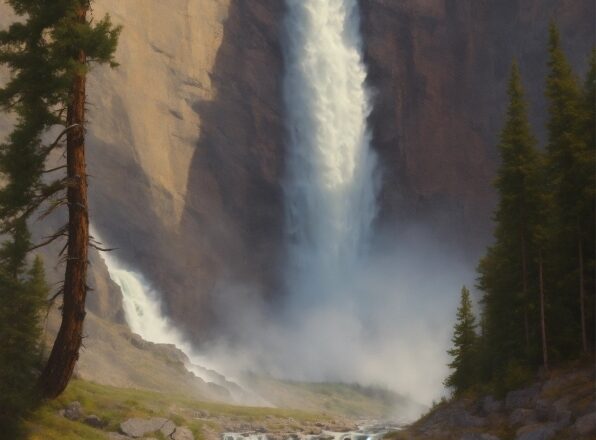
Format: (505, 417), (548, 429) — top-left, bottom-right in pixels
(360, 0), (594, 257)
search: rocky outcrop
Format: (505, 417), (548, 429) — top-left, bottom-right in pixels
(399, 365), (595, 440)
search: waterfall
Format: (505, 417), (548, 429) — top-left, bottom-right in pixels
(282, 0), (378, 298)
(99, 250), (194, 353)
(98, 247), (270, 404)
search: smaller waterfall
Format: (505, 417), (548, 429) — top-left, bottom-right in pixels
(96, 238), (266, 404)
(100, 250), (196, 357)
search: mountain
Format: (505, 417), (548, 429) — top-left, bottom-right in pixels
(0, 0), (592, 342)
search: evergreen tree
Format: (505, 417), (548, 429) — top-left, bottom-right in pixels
(544, 23), (592, 358)
(478, 62), (547, 378)
(0, 0), (121, 398)
(445, 286), (478, 395)
(578, 49), (596, 353)
(0, 255), (48, 437)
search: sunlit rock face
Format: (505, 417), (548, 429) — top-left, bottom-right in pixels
(85, 0), (287, 340)
(0, 0), (592, 341)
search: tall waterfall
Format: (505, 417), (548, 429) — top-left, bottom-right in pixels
(283, 0), (378, 297)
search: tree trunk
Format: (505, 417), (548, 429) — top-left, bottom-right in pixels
(521, 232), (530, 349)
(578, 235), (588, 354)
(38, 7), (89, 399)
(539, 250), (548, 371)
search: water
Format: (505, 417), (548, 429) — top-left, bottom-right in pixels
(96, 239), (265, 404)
(282, 0), (378, 299)
(222, 424), (402, 440)
(100, 249), (198, 359)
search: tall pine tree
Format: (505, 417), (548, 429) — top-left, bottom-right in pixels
(0, 0), (120, 398)
(544, 24), (592, 358)
(478, 62), (547, 378)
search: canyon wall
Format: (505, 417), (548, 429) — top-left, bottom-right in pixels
(361, 0), (594, 252)
(0, 0), (592, 341)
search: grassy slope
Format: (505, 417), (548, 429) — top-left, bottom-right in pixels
(247, 376), (423, 420)
(25, 379), (335, 440)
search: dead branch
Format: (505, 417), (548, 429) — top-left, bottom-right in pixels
(28, 224), (68, 252)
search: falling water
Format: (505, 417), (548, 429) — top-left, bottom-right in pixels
(96, 239), (267, 404)
(283, 0), (378, 298)
(99, 250), (193, 352)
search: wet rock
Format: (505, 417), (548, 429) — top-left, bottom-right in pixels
(506, 386), (540, 410)
(574, 412), (596, 436)
(515, 423), (556, 440)
(84, 414), (105, 428)
(62, 401), (84, 421)
(120, 417), (173, 438)
(509, 409), (537, 426)
(172, 427), (195, 440)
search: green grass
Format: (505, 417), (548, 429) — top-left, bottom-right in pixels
(22, 379), (332, 440)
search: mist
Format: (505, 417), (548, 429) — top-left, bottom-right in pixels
(199, 226), (473, 412)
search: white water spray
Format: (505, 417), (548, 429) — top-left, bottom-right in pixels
(283, 0), (378, 298)
(96, 242), (266, 405)
(100, 250), (194, 352)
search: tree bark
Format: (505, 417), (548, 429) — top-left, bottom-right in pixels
(39, 6), (89, 399)
(521, 232), (530, 349)
(539, 250), (548, 371)
(578, 235), (588, 354)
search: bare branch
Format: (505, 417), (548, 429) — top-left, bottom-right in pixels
(43, 165), (67, 174)
(28, 225), (68, 252)
(90, 244), (117, 252)
(41, 124), (80, 157)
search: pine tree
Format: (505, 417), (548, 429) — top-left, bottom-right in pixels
(445, 286), (478, 395)
(0, 0), (121, 398)
(544, 23), (591, 357)
(578, 49), (596, 354)
(0, 254), (48, 436)
(478, 62), (547, 377)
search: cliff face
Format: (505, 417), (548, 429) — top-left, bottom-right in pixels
(0, 1), (592, 340)
(360, 0), (594, 252)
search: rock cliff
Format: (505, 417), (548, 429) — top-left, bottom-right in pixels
(360, 0), (594, 251)
(0, 0), (592, 341)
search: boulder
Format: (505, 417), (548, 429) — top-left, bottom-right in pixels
(120, 417), (173, 438)
(481, 396), (503, 415)
(505, 386), (540, 410)
(515, 423), (556, 440)
(534, 400), (550, 422)
(108, 433), (132, 440)
(509, 409), (536, 426)
(160, 419), (176, 437)
(423, 404), (486, 429)
(63, 401), (84, 421)
(172, 426), (195, 440)
(574, 412), (596, 436)
(84, 414), (105, 428)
